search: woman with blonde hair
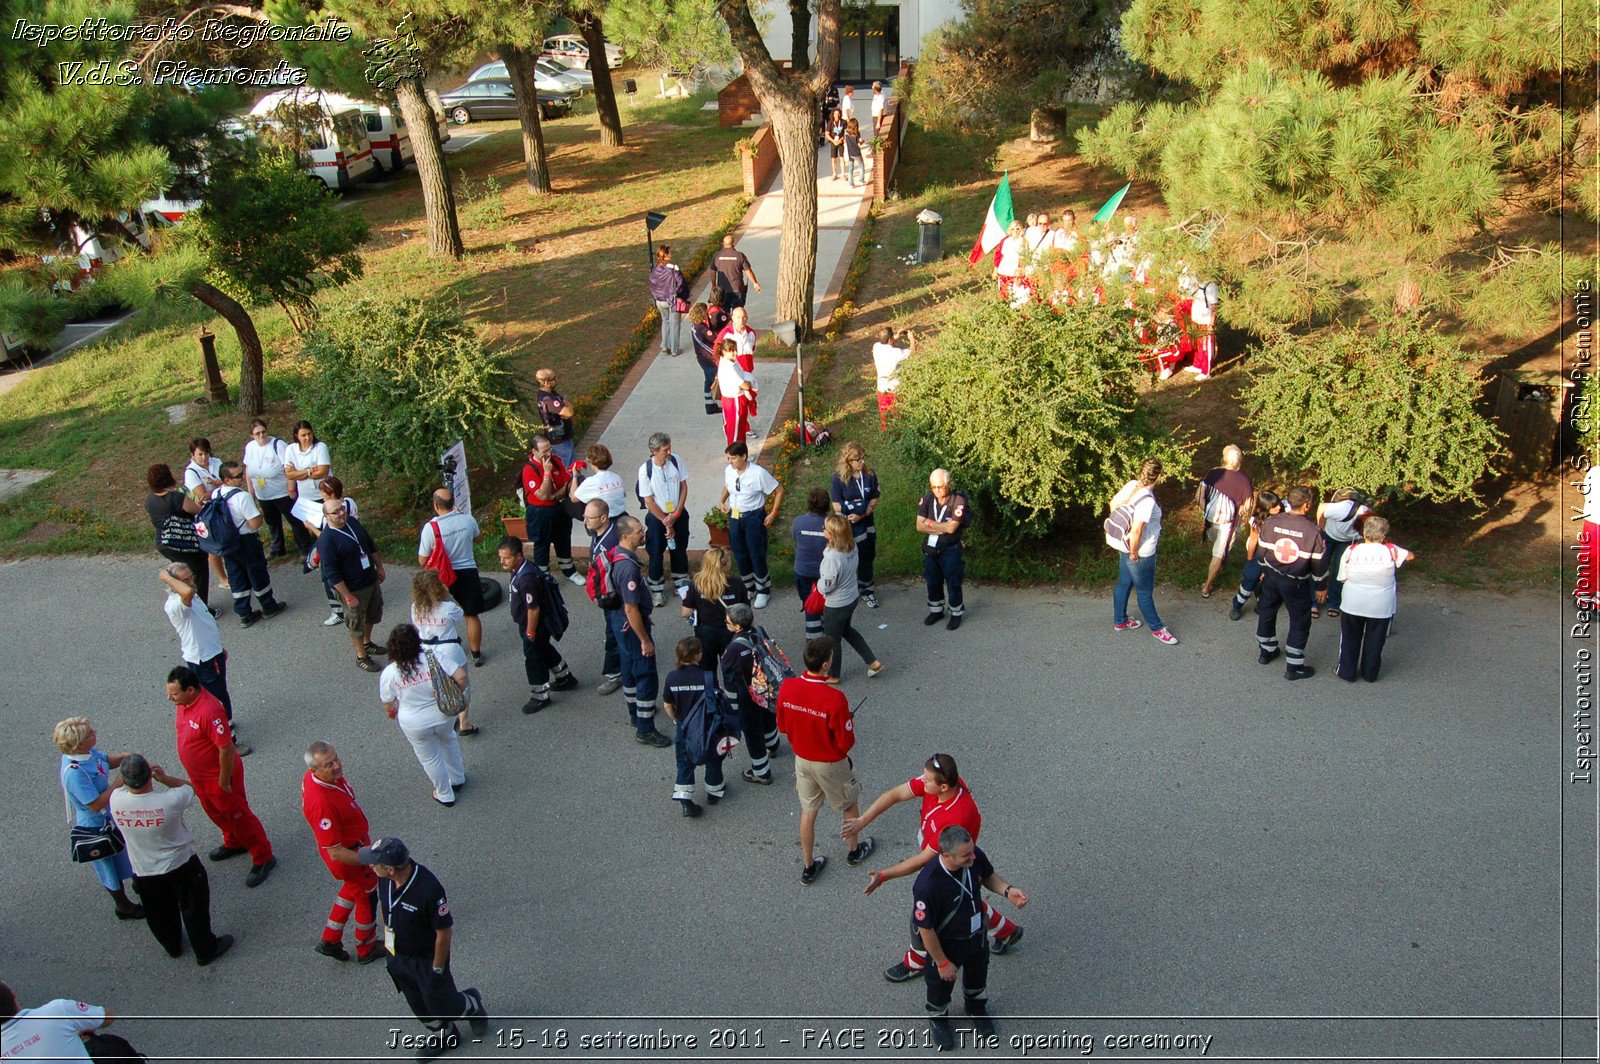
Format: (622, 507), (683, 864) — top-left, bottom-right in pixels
(412, 570), (476, 736)
(830, 441), (881, 608)
(818, 514), (884, 681)
(54, 716), (143, 921)
(681, 545), (748, 679)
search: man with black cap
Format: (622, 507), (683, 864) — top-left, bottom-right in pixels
(360, 837), (489, 1060)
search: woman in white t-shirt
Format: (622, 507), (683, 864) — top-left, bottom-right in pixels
(285, 420), (332, 564)
(379, 624), (468, 807)
(1108, 458), (1178, 646)
(994, 220), (1025, 301)
(241, 419), (295, 558)
(182, 437), (230, 594)
(1316, 487), (1371, 617)
(1334, 515), (1414, 683)
(570, 444), (627, 517)
(411, 570), (476, 736)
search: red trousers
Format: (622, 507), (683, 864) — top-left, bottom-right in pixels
(878, 391), (897, 431)
(721, 395), (754, 445)
(1192, 330), (1216, 376)
(193, 779), (273, 865)
(1578, 521), (1600, 605)
(323, 872), (380, 957)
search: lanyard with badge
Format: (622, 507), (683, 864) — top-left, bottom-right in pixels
(331, 522), (371, 570)
(730, 471), (744, 520)
(383, 867), (418, 954)
(927, 497), (949, 550)
(941, 860), (983, 937)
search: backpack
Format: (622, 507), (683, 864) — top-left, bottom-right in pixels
(741, 626), (796, 712)
(636, 454), (684, 509)
(194, 488), (242, 556)
(424, 518), (457, 588)
(798, 420), (831, 447)
(535, 567), (570, 640)
(679, 670), (741, 766)
(1103, 488), (1152, 552)
(83, 1031), (149, 1062)
(587, 544), (622, 610)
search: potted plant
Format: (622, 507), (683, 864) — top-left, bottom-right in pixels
(496, 496), (526, 540)
(703, 505), (731, 548)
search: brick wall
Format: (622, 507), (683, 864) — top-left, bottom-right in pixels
(718, 72), (761, 128)
(740, 126), (780, 197)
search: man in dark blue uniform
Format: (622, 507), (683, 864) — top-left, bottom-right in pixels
(582, 500), (623, 696)
(611, 516), (672, 747)
(1252, 485), (1329, 680)
(912, 826), (1028, 1052)
(361, 837), (488, 1062)
(500, 536), (578, 715)
(916, 469), (972, 631)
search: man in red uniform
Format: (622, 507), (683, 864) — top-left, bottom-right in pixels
(519, 434), (578, 581)
(301, 741), (386, 964)
(776, 638), (874, 884)
(167, 665), (275, 887)
(842, 753), (1023, 982)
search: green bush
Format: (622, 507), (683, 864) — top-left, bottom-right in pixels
(297, 297), (531, 492)
(1241, 320), (1504, 503)
(893, 291), (1193, 531)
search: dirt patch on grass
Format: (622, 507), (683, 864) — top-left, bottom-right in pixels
(16, 521), (66, 545)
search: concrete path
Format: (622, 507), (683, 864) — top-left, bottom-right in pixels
(0, 309), (137, 398)
(588, 143), (871, 549)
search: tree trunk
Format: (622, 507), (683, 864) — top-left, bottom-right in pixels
(788, 0), (810, 71)
(768, 100), (821, 337)
(499, 44), (552, 194)
(394, 77), (464, 259)
(580, 15), (624, 148)
(188, 280), (265, 415)
(1029, 106), (1066, 143)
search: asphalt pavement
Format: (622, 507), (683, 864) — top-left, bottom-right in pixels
(0, 554), (1583, 1062)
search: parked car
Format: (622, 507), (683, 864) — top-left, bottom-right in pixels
(437, 80), (573, 124)
(541, 33), (623, 70)
(467, 58), (589, 95)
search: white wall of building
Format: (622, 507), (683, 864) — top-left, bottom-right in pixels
(754, 0), (964, 77)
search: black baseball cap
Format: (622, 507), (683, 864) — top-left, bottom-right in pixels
(357, 837), (409, 866)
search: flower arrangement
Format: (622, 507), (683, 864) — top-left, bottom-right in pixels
(703, 506), (730, 530)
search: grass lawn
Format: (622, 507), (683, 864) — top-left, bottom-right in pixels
(0, 82), (746, 561)
(774, 110), (1571, 594)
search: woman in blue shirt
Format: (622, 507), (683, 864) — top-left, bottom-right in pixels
(54, 716), (142, 920)
(830, 442), (882, 608)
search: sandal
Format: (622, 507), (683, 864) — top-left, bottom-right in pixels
(1310, 608), (1321, 619)
(1327, 608), (1341, 618)
(457, 724), (481, 736)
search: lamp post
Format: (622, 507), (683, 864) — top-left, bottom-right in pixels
(773, 319), (802, 445)
(645, 210), (666, 266)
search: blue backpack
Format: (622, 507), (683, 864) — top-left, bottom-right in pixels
(679, 670), (741, 766)
(194, 488), (242, 556)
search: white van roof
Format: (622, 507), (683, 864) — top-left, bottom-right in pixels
(249, 88), (377, 118)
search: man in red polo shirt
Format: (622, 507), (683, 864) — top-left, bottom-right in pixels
(776, 637), (875, 885)
(301, 741), (386, 964)
(167, 665), (275, 888)
(519, 433), (578, 581)
(842, 752), (1023, 981)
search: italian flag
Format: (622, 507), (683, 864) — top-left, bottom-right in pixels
(968, 173), (1015, 265)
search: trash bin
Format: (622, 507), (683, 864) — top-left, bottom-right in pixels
(1493, 370), (1573, 475)
(916, 209), (943, 264)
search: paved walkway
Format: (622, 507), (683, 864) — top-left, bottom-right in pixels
(586, 143), (871, 550)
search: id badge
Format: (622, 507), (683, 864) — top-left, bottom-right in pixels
(664, 499), (675, 513)
(359, 552), (372, 570)
(970, 911), (982, 935)
(255, 476), (266, 489)
(731, 508), (741, 520)
(927, 533), (940, 549)
(384, 927), (395, 952)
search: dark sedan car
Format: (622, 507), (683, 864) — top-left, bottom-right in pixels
(437, 79), (573, 124)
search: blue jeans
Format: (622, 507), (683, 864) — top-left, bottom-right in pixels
(1113, 550), (1163, 631)
(728, 509), (771, 596)
(655, 300), (682, 355)
(846, 155), (864, 186)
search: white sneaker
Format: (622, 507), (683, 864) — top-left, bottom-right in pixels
(753, 593), (771, 609)
(323, 611), (344, 627)
(568, 571), (586, 587)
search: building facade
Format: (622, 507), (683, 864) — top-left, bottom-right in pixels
(757, 0), (961, 83)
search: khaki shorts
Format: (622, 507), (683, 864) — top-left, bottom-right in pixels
(346, 581), (383, 632)
(1205, 520), (1238, 559)
(794, 755), (859, 813)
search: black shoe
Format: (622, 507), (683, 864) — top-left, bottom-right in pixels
(463, 989), (489, 1038)
(968, 1002), (996, 1039)
(551, 673), (579, 692)
(705, 792), (723, 805)
(521, 695), (552, 714)
(1229, 600), (1244, 620)
(261, 600), (287, 617)
(357, 945), (389, 965)
(1258, 647), (1281, 665)
(990, 925), (1024, 954)
(472, 652), (485, 668)
(269, 546), (288, 558)
(946, 614), (963, 631)
(923, 611), (944, 626)
(315, 940), (350, 962)
(115, 904), (145, 921)
(1286, 665), (1317, 681)
(415, 1024), (459, 1060)
(928, 1016), (955, 1052)
(197, 934), (235, 967)
(678, 799), (703, 818)
(245, 856), (276, 888)
(363, 641), (387, 656)
(239, 610), (263, 628)
(800, 855), (828, 884)
(884, 961), (915, 983)
(208, 844), (248, 862)
(635, 729), (672, 748)
(742, 768), (773, 785)
(847, 836), (876, 865)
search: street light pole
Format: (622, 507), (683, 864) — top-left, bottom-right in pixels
(774, 320), (803, 445)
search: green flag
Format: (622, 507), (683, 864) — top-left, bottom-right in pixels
(1092, 183), (1130, 224)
